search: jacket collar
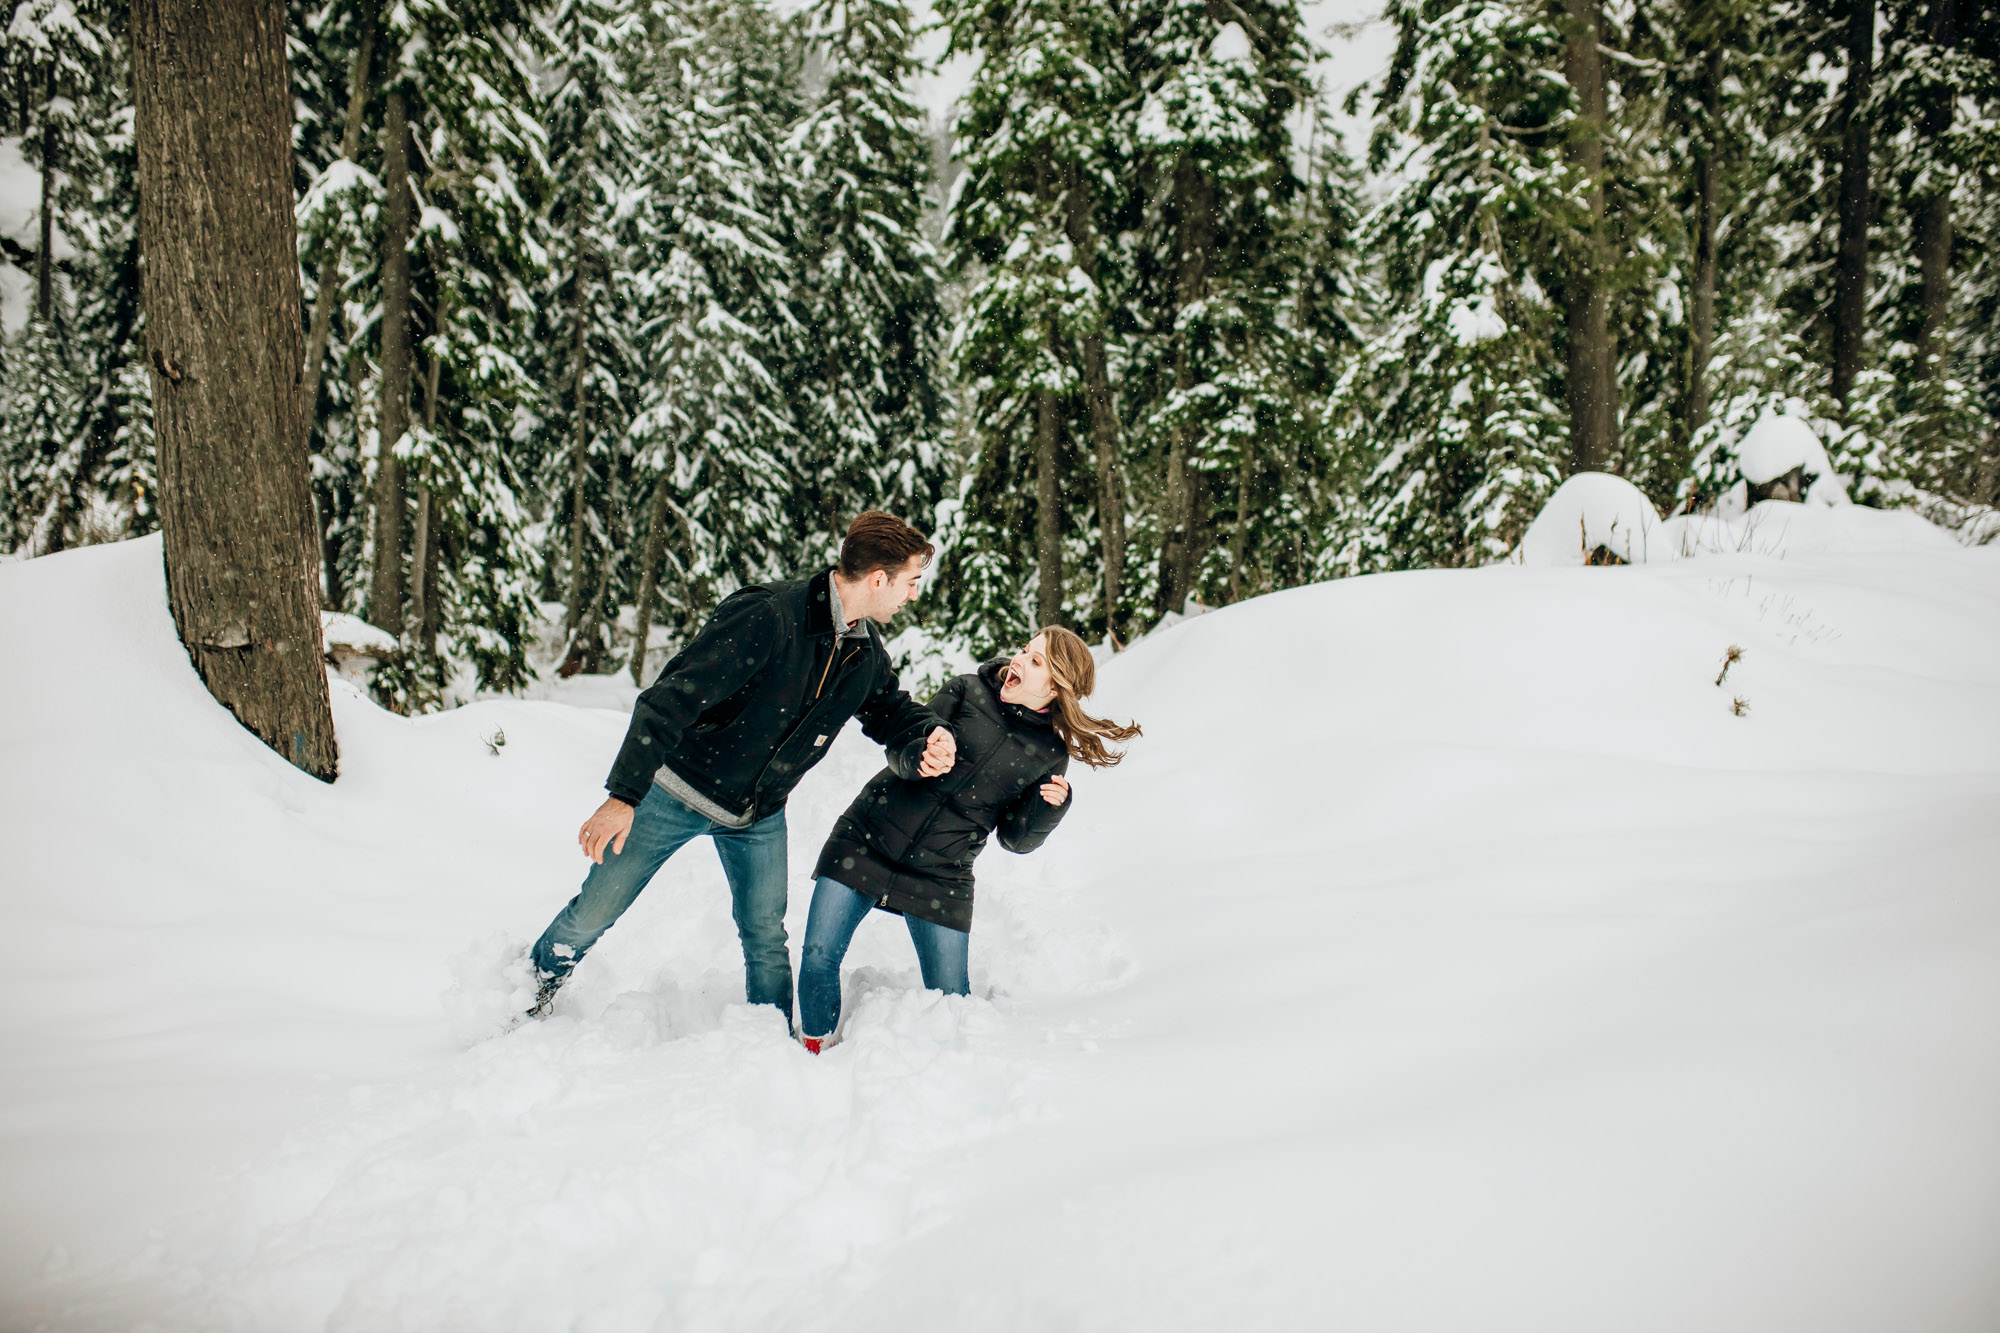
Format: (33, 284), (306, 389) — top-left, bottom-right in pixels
(806, 569), (837, 638)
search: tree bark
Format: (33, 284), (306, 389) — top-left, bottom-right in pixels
(1687, 45), (1723, 438)
(1035, 333), (1064, 631)
(629, 474), (671, 686)
(36, 74), (54, 322)
(1831, 0), (1876, 411)
(369, 87), (413, 635)
(133, 0), (338, 780)
(564, 250), (592, 635)
(1228, 435), (1254, 603)
(1562, 0), (1618, 473)
(301, 0), (378, 447)
(1915, 0), (1957, 380)
(1058, 164), (1125, 643)
(576, 466), (619, 674)
(1158, 157), (1215, 619)
(408, 334), (443, 660)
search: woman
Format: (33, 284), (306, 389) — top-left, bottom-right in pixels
(796, 625), (1141, 1051)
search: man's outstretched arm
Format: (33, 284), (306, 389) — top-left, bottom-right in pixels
(857, 663), (956, 779)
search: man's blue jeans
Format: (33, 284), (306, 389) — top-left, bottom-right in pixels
(796, 875), (969, 1039)
(531, 784), (793, 1019)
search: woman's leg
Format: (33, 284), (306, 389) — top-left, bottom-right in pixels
(797, 877), (875, 1039)
(904, 914), (970, 997)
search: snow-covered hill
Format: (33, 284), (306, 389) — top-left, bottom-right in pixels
(4, 513), (1999, 1332)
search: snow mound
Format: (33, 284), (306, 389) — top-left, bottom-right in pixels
(1737, 411), (1832, 486)
(8, 532), (2000, 1332)
(1517, 471), (1666, 566)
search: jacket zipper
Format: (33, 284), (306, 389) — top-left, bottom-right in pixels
(745, 641), (863, 810)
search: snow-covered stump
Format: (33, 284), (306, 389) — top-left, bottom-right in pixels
(1516, 472), (1668, 567)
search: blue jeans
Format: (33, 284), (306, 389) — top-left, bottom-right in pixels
(796, 876), (969, 1039)
(531, 785), (793, 1019)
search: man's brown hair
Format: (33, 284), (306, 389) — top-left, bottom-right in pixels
(838, 511), (934, 579)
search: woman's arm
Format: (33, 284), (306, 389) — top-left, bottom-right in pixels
(997, 760), (1072, 854)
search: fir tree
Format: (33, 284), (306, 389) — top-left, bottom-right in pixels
(786, 0), (947, 546)
(624, 0), (799, 671)
(1328, 0), (1571, 572)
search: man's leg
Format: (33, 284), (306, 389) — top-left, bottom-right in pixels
(797, 876), (877, 1040)
(711, 807), (794, 1020)
(905, 914), (971, 997)
(531, 785), (707, 987)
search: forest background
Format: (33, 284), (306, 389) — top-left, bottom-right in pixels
(3, 0), (1997, 708)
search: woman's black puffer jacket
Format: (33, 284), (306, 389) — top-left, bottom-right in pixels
(815, 660), (1071, 932)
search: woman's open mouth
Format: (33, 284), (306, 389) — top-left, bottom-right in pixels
(1003, 666), (1021, 690)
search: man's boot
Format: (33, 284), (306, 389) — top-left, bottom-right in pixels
(526, 972), (563, 1020)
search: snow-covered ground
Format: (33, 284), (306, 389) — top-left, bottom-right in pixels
(4, 512), (1999, 1332)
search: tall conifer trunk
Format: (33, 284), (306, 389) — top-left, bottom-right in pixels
(1562, 0), (1618, 473)
(630, 474), (671, 686)
(564, 252), (592, 636)
(1687, 45), (1723, 437)
(1915, 0), (1957, 380)
(36, 73), (54, 322)
(369, 88), (413, 635)
(301, 0), (377, 446)
(1035, 327), (1064, 630)
(408, 333), (443, 662)
(1158, 158), (1214, 618)
(1059, 166), (1125, 641)
(133, 0), (338, 780)
(1831, 0), (1875, 411)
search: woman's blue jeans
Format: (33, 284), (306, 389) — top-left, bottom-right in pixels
(796, 876), (969, 1039)
(531, 784), (793, 1019)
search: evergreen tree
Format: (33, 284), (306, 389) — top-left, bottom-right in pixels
(939, 0), (1128, 643)
(786, 0), (947, 546)
(624, 0), (799, 670)
(1125, 0), (1313, 615)
(1327, 0), (1569, 573)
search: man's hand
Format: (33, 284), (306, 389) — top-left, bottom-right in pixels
(579, 796), (635, 864)
(1040, 774), (1070, 806)
(918, 726), (957, 778)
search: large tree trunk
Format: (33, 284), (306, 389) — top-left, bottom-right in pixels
(368, 87), (413, 635)
(1687, 45), (1723, 438)
(1562, 0), (1619, 474)
(1915, 0), (1958, 380)
(563, 250), (592, 635)
(133, 0), (338, 780)
(36, 74), (54, 322)
(1035, 335), (1064, 631)
(408, 335), (443, 661)
(1158, 158), (1215, 619)
(629, 474), (671, 686)
(1059, 164), (1125, 644)
(1831, 0), (1876, 411)
(300, 0), (378, 448)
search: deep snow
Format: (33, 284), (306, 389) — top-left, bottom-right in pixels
(4, 514), (2000, 1332)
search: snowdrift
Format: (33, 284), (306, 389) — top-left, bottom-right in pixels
(5, 523), (2000, 1332)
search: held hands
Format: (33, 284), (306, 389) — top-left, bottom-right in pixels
(1040, 774), (1070, 806)
(579, 796), (635, 864)
(918, 726), (957, 778)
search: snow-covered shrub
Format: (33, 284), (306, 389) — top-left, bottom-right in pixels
(1516, 472), (1667, 566)
(1679, 402), (1848, 518)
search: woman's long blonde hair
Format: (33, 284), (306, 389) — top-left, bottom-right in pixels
(1036, 626), (1142, 769)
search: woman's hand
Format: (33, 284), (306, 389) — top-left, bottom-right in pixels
(1040, 775), (1070, 806)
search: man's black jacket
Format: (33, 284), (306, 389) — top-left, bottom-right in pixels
(815, 660), (1071, 932)
(604, 570), (940, 821)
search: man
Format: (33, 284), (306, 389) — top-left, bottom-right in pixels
(528, 511), (956, 1023)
